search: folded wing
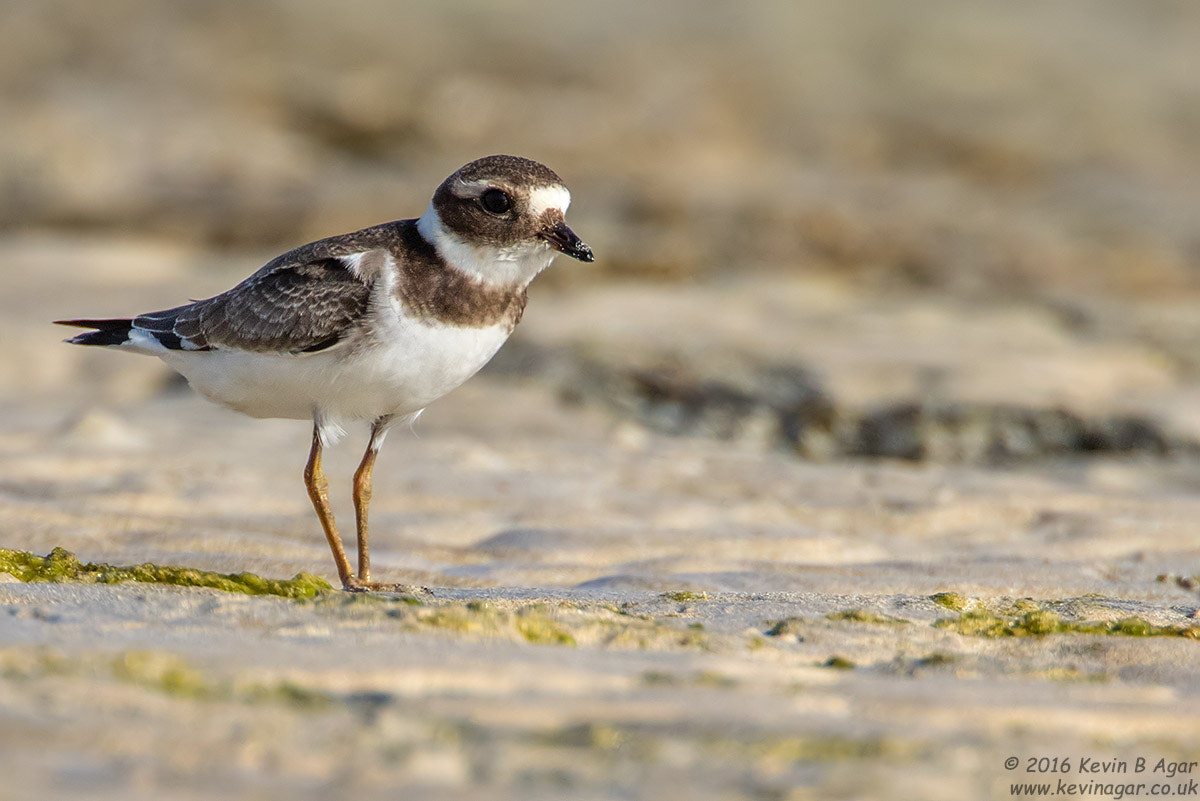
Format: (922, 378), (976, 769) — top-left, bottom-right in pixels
(165, 258), (372, 353)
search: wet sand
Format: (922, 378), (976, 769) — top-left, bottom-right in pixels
(2, 236), (1199, 800)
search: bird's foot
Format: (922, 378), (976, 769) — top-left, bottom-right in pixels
(341, 578), (433, 596)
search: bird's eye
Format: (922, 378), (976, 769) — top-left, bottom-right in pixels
(480, 188), (511, 215)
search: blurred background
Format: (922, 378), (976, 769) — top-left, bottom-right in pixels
(5, 0), (1200, 465)
(5, 0), (1199, 289)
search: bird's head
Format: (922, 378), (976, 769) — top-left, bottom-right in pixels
(418, 155), (594, 286)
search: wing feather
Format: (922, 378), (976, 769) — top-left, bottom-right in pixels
(134, 255), (376, 354)
(182, 259), (370, 352)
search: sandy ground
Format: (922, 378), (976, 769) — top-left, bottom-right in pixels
(1, 236), (1198, 801)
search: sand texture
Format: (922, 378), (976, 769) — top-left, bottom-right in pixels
(1, 237), (1198, 801)
(3, 1), (1200, 799)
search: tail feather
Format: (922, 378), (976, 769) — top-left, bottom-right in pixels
(54, 318), (134, 346)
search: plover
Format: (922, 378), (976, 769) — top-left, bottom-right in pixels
(56, 155), (594, 591)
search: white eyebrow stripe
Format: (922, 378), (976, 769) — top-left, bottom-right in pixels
(528, 184), (571, 216)
(454, 179), (493, 197)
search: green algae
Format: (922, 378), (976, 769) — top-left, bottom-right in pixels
(2, 647), (334, 709)
(419, 606), (485, 633)
(112, 651), (332, 707)
(114, 652), (335, 707)
(308, 595), (567, 645)
(379, 599), (718, 651)
(530, 721), (922, 767)
(826, 609), (909, 625)
(113, 651), (216, 700)
(763, 617), (806, 638)
(1000, 599), (1042, 615)
(405, 601), (575, 646)
(661, 591), (708, 603)
(243, 679), (332, 708)
(307, 595), (713, 651)
(935, 608), (1200, 639)
(0, 547), (81, 582)
(913, 651), (959, 669)
(642, 670), (677, 686)
(515, 610), (577, 647)
(693, 670), (737, 688)
(698, 728), (925, 771)
(540, 722), (628, 751)
(930, 592), (971, 611)
(1108, 616), (1199, 637)
(0, 647), (75, 680)
(0, 546), (331, 599)
(593, 617), (710, 651)
(928, 593), (1199, 639)
(934, 609), (1059, 637)
(751, 734), (912, 763)
(369, 600), (581, 647)
(1028, 666), (1109, 683)
(674, 626), (710, 650)
(823, 656), (855, 670)
(599, 602), (654, 620)
(640, 670), (736, 688)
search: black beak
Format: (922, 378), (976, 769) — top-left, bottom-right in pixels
(540, 221), (595, 263)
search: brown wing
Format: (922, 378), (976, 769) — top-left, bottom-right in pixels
(129, 223), (408, 354)
(133, 257), (372, 354)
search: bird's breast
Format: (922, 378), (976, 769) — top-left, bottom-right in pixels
(345, 303), (513, 415)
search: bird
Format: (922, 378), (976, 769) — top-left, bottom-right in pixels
(56, 155), (594, 592)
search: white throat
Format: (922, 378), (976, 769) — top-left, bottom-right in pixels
(416, 204), (557, 288)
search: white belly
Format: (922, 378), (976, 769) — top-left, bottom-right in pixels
(158, 313), (512, 426)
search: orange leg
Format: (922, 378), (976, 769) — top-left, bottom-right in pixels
(303, 423), (354, 588)
(352, 417), (391, 582)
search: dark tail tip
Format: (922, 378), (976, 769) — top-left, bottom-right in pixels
(54, 318), (133, 346)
